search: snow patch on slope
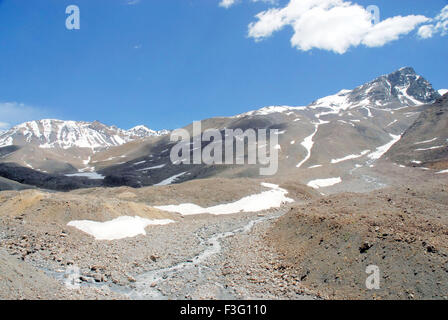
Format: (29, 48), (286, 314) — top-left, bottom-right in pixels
(296, 120), (328, 168)
(65, 172), (105, 180)
(415, 145), (445, 151)
(136, 164), (166, 171)
(414, 138), (438, 145)
(307, 177), (342, 189)
(0, 136), (13, 148)
(331, 150), (370, 164)
(155, 172), (187, 186)
(155, 183), (293, 216)
(235, 106), (305, 118)
(368, 134), (402, 161)
(309, 89), (352, 112)
(67, 216), (175, 241)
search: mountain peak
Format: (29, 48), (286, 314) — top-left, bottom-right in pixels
(309, 67), (440, 112)
(127, 125), (170, 137)
(382, 67), (440, 104)
(397, 66), (416, 75)
(129, 125), (151, 131)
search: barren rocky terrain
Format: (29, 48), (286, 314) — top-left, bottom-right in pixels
(1, 169), (447, 300)
(0, 178), (314, 299)
(266, 181), (448, 299)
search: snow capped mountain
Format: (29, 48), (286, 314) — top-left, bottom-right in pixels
(439, 89), (448, 96)
(127, 125), (170, 138)
(0, 67), (444, 191)
(0, 135), (12, 148)
(0, 119), (169, 151)
(234, 67), (439, 119)
(309, 67), (440, 112)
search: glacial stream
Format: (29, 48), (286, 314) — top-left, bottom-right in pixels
(127, 211), (285, 299)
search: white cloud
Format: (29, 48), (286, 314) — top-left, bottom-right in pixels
(418, 5), (448, 39)
(219, 0), (238, 9)
(0, 102), (50, 129)
(247, 0), (429, 54)
(126, 0), (141, 5)
(417, 24), (434, 39)
(363, 15), (429, 47)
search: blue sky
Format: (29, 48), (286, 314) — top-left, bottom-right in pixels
(0, 0), (447, 130)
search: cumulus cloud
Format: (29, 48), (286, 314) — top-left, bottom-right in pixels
(363, 15), (429, 47)
(418, 25), (434, 39)
(247, 0), (429, 54)
(0, 102), (50, 129)
(418, 5), (448, 39)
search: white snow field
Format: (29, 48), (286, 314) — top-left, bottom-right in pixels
(414, 138), (438, 145)
(155, 183), (294, 216)
(136, 164), (166, 171)
(307, 177), (342, 189)
(296, 120), (328, 168)
(296, 125), (318, 168)
(415, 145), (444, 151)
(235, 105), (305, 118)
(154, 172), (187, 186)
(65, 172), (105, 180)
(331, 150), (370, 164)
(67, 216), (175, 241)
(386, 120), (397, 127)
(368, 134), (401, 160)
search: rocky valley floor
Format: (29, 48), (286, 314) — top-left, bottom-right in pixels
(0, 173), (448, 300)
(0, 206), (318, 300)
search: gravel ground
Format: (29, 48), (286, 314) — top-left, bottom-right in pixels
(3, 171), (446, 300)
(0, 205), (314, 300)
(266, 182), (448, 300)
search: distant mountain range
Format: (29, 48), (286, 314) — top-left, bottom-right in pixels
(0, 120), (169, 150)
(0, 120), (169, 175)
(0, 67), (446, 191)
